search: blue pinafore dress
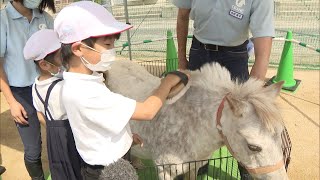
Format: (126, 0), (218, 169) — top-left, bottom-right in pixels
(35, 79), (83, 180)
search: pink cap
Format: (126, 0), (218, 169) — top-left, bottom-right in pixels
(24, 29), (61, 61)
(54, 1), (132, 44)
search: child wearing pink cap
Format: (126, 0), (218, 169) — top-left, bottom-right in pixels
(54, 1), (189, 179)
(24, 29), (83, 180)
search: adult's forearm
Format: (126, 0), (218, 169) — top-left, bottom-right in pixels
(0, 58), (16, 105)
(176, 8), (190, 63)
(250, 37), (272, 80)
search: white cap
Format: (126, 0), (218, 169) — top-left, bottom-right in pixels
(24, 29), (61, 61)
(54, 1), (132, 44)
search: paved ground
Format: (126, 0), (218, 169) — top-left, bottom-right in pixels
(0, 67), (319, 179)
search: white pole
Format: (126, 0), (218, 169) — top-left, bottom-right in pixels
(123, 0), (133, 60)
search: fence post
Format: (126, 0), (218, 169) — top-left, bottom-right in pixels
(123, 0), (133, 60)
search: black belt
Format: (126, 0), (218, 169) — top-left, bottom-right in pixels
(10, 85), (33, 89)
(194, 37), (248, 51)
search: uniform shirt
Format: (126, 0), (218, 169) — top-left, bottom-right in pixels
(32, 77), (67, 121)
(172, 0), (275, 46)
(0, 2), (54, 87)
(62, 71), (136, 166)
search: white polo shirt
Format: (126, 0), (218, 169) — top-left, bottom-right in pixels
(32, 77), (67, 121)
(62, 71), (136, 166)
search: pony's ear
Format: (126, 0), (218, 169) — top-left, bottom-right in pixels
(226, 94), (244, 117)
(263, 81), (284, 99)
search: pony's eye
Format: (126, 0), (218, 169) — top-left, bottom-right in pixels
(247, 144), (262, 152)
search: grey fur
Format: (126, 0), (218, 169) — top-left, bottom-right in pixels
(106, 60), (287, 180)
(99, 158), (138, 180)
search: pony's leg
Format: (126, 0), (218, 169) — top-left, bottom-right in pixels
(177, 169), (196, 180)
(174, 161), (202, 180)
(157, 165), (177, 180)
(155, 155), (183, 180)
(158, 171), (172, 180)
(131, 155), (145, 170)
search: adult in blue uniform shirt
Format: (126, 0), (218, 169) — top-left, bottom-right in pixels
(173, 0), (274, 81)
(173, 0), (275, 179)
(0, 0), (56, 179)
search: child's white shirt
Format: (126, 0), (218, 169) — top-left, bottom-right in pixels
(62, 71), (136, 166)
(32, 76), (67, 121)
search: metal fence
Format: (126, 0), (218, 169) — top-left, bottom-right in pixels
(136, 156), (240, 180)
(1, 0), (318, 69)
(107, 0), (319, 69)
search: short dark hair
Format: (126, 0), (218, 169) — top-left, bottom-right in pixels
(60, 37), (98, 67)
(15, 0), (56, 13)
(44, 51), (57, 63)
(115, 33), (121, 40)
(33, 51), (56, 67)
(39, 0), (56, 13)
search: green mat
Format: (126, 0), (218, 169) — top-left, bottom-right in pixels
(137, 159), (158, 180)
(197, 146), (240, 180)
(137, 146), (240, 180)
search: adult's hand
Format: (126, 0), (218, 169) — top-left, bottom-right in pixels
(178, 57), (188, 70)
(0, 59), (28, 125)
(9, 100), (29, 125)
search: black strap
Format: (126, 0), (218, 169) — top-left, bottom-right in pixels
(165, 71), (189, 86)
(44, 79), (63, 121)
(35, 85), (45, 105)
(35, 79), (63, 121)
(35, 84), (55, 121)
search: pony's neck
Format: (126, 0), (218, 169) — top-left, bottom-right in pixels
(174, 86), (226, 159)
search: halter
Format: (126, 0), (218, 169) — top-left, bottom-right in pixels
(215, 94), (284, 175)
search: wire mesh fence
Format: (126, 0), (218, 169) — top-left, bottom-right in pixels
(107, 0), (319, 69)
(133, 145), (292, 180)
(135, 155), (241, 180)
(1, 0), (318, 68)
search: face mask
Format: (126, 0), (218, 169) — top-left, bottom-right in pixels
(46, 61), (66, 79)
(80, 43), (116, 72)
(23, 0), (42, 9)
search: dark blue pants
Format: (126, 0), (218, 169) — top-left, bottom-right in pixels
(188, 37), (249, 82)
(10, 86), (44, 179)
(189, 37), (252, 180)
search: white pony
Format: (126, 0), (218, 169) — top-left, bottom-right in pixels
(106, 60), (288, 180)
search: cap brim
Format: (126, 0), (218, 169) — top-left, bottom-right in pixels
(34, 46), (61, 61)
(91, 22), (132, 38)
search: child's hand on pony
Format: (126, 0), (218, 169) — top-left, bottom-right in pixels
(132, 133), (143, 147)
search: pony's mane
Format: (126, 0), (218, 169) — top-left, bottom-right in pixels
(190, 63), (283, 132)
